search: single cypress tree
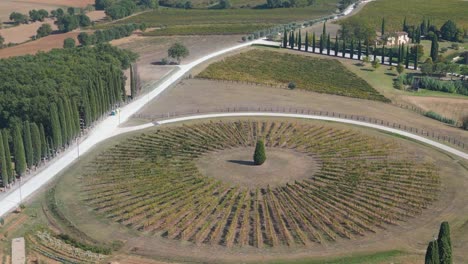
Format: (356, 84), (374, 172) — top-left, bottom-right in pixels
(312, 32), (316, 53)
(373, 44), (377, 61)
(2, 130), (13, 183)
(350, 39), (354, 59)
(381, 17), (385, 36)
(425, 240), (440, 264)
(319, 34), (323, 53)
(22, 121), (33, 168)
(283, 29), (287, 48)
(39, 124), (47, 161)
(71, 99), (81, 135)
(416, 28), (421, 43)
(401, 43), (405, 62)
(327, 33), (331, 55)
(0, 131), (8, 187)
(415, 46), (419, 69)
(13, 125), (27, 176)
(50, 103), (62, 150)
(342, 37), (346, 58)
(437, 222), (452, 264)
(381, 44), (385, 64)
(322, 21), (326, 36)
(357, 39), (362, 60)
(405, 46), (410, 69)
(30, 123), (41, 166)
(430, 35), (439, 62)
(63, 98), (74, 140)
(57, 99), (68, 146)
(253, 139), (266, 166)
(397, 44), (402, 64)
(305, 32), (309, 52)
(366, 41), (370, 57)
(298, 30), (302, 51)
(403, 16), (407, 32)
(389, 49), (393, 65)
(334, 35), (339, 56)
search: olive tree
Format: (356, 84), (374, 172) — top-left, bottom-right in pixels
(168, 42), (189, 64)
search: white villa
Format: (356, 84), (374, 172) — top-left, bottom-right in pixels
(385, 32), (410, 46)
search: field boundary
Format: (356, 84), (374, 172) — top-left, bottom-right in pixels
(131, 107), (468, 152)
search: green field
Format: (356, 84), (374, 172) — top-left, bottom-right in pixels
(268, 250), (410, 264)
(143, 23), (273, 36)
(340, 0), (468, 33)
(198, 49), (389, 101)
(102, 1), (339, 34)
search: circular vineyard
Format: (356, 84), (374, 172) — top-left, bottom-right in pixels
(82, 120), (440, 248)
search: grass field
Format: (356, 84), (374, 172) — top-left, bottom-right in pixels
(197, 49), (388, 101)
(144, 23), (273, 36)
(340, 0), (468, 33)
(101, 2), (339, 34)
(269, 250), (410, 264)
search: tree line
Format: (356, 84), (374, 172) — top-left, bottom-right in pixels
(76, 23), (147, 46)
(0, 44), (137, 188)
(95, 0), (158, 20)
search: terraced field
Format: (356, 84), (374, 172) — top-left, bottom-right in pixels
(81, 121), (440, 248)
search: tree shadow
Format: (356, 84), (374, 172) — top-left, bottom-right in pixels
(227, 160), (256, 166)
(361, 68), (374, 72)
(385, 73), (397, 76)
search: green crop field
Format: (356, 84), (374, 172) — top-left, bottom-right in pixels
(143, 23), (273, 36)
(198, 49), (389, 101)
(101, 1), (339, 34)
(340, 0), (468, 33)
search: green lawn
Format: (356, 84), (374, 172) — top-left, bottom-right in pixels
(100, 1), (339, 34)
(340, 0), (468, 33)
(197, 49), (389, 101)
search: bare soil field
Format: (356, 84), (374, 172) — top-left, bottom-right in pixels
(0, 31), (78, 58)
(0, 18), (58, 44)
(113, 34), (242, 84)
(130, 78), (468, 145)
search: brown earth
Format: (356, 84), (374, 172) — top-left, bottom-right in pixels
(0, 18), (58, 44)
(196, 147), (321, 188)
(0, 31), (79, 58)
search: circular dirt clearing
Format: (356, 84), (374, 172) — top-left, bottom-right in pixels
(196, 147), (321, 188)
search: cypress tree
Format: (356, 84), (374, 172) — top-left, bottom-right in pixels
(2, 130), (13, 183)
(350, 39), (354, 59)
(298, 30), (302, 51)
(366, 41), (370, 57)
(57, 99), (68, 146)
(403, 16), (407, 32)
(397, 44), (402, 64)
(312, 32), (316, 53)
(401, 43), (405, 62)
(23, 121), (34, 168)
(13, 125), (26, 176)
(0, 131), (8, 187)
(381, 17), (385, 36)
(373, 44), (377, 61)
(381, 44), (385, 64)
(357, 39), (362, 60)
(322, 21), (326, 36)
(334, 35), (339, 56)
(305, 32), (309, 52)
(425, 240), (440, 264)
(342, 37), (346, 58)
(50, 103), (62, 150)
(327, 33), (331, 55)
(319, 34), (323, 54)
(39, 124), (47, 161)
(253, 139), (266, 166)
(63, 98), (74, 140)
(30, 123), (41, 166)
(415, 46), (419, 69)
(405, 46), (410, 69)
(389, 49), (393, 65)
(81, 88), (92, 127)
(437, 222), (452, 264)
(283, 29), (287, 48)
(71, 99), (81, 135)
(430, 35), (439, 62)
(416, 28), (421, 43)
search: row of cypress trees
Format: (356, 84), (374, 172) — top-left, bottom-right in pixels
(0, 45), (135, 188)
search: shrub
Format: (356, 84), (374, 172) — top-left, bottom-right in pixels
(288, 82), (296, 89)
(63, 38), (76, 48)
(462, 115), (468, 130)
(424, 111), (457, 126)
(253, 139), (266, 165)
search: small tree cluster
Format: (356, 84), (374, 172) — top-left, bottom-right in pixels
(36, 23), (53, 38)
(29, 9), (49, 22)
(425, 222), (452, 264)
(78, 23), (146, 46)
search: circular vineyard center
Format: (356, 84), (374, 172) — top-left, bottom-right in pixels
(82, 120), (440, 248)
(196, 147), (322, 188)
